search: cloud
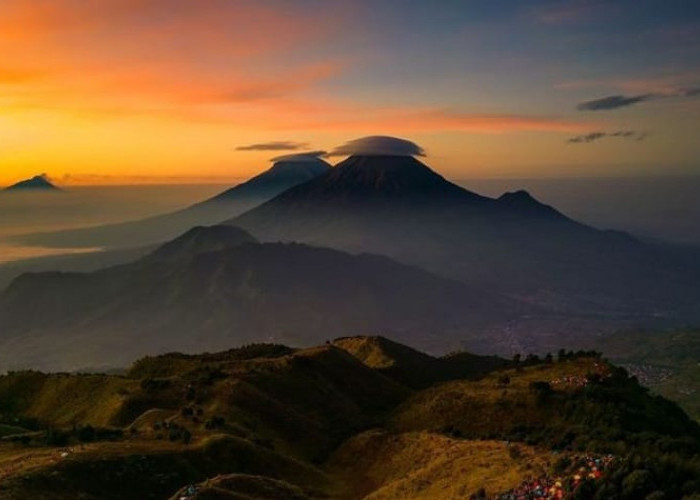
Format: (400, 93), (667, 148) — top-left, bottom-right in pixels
(0, 1), (346, 117)
(270, 151), (328, 162)
(55, 173), (243, 185)
(236, 141), (309, 152)
(576, 94), (654, 111)
(576, 85), (700, 111)
(329, 136), (425, 157)
(680, 86), (700, 97)
(531, 0), (621, 25)
(567, 130), (649, 143)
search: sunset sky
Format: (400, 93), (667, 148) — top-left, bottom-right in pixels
(1, 0), (699, 185)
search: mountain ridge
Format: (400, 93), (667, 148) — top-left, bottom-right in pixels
(0, 226), (517, 372)
(13, 157), (330, 249)
(229, 154), (700, 325)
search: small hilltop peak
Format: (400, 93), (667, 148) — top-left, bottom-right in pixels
(146, 225), (258, 262)
(497, 190), (567, 219)
(498, 189), (538, 203)
(5, 174), (60, 192)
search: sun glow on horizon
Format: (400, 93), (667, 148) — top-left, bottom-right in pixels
(1, 1), (698, 185)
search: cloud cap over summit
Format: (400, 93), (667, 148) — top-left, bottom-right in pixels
(270, 151), (328, 163)
(330, 136), (425, 157)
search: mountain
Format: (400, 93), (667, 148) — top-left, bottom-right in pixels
(144, 225), (257, 262)
(14, 155), (330, 250)
(4, 175), (60, 192)
(0, 338), (698, 500)
(332, 335), (508, 388)
(0, 226), (516, 372)
(229, 154), (700, 331)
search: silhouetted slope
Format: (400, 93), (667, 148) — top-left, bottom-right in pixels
(260, 155), (488, 205)
(0, 227), (514, 371)
(203, 158), (329, 204)
(145, 225), (258, 262)
(230, 154), (700, 318)
(0, 245), (155, 291)
(4, 175), (60, 191)
(15, 158), (330, 249)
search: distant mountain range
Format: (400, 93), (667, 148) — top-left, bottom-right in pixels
(2, 152), (699, 371)
(4, 175), (60, 192)
(0, 225), (515, 371)
(14, 156), (330, 249)
(229, 154), (700, 320)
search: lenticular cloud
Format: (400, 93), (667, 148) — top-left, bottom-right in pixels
(329, 136), (426, 157)
(270, 150), (328, 162)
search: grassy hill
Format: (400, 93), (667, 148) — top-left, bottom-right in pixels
(168, 473), (310, 500)
(0, 436), (329, 500)
(0, 371), (137, 427)
(332, 335), (508, 389)
(330, 430), (556, 499)
(588, 327), (700, 420)
(390, 357), (699, 450)
(0, 337), (699, 499)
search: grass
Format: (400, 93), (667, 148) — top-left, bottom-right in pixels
(0, 339), (698, 499)
(0, 435), (330, 500)
(653, 364), (700, 421)
(389, 358), (602, 437)
(0, 371), (138, 427)
(168, 473), (309, 500)
(0, 425), (28, 438)
(329, 430), (555, 499)
(589, 327), (700, 420)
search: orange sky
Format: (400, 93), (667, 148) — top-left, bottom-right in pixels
(1, 1), (698, 185)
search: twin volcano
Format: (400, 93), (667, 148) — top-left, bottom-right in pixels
(231, 154), (567, 229)
(230, 154), (700, 315)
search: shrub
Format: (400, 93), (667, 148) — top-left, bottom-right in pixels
(77, 425), (96, 442)
(622, 470), (655, 499)
(44, 428), (69, 447)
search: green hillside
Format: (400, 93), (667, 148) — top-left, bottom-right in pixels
(0, 337), (699, 499)
(590, 327), (700, 420)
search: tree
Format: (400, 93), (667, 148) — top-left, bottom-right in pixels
(78, 425), (96, 442)
(622, 470), (655, 500)
(182, 429), (192, 445)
